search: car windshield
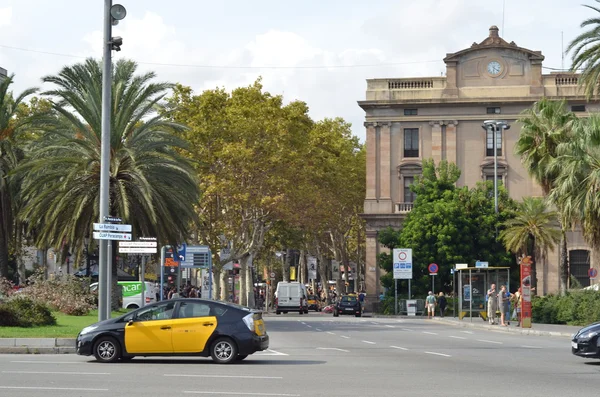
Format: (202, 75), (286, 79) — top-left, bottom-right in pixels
(341, 296), (357, 302)
(308, 295), (316, 300)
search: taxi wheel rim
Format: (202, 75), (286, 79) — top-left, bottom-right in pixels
(98, 341), (116, 360)
(215, 341), (233, 360)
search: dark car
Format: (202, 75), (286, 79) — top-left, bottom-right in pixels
(572, 321), (600, 359)
(76, 298), (268, 364)
(333, 295), (362, 317)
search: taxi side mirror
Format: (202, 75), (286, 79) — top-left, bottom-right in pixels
(127, 319), (134, 326)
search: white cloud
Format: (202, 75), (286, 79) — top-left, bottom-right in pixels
(0, 7), (12, 27)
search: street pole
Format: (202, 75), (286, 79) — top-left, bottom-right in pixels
(98, 0), (112, 322)
(493, 123), (498, 214)
(141, 255), (146, 308)
(432, 275), (435, 295)
(160, 245), (167, 301)
(394, 279), (398, 315)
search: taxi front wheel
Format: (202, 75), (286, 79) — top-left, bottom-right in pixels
(93, 336), (121, 363)
(211, 337), (238, 364)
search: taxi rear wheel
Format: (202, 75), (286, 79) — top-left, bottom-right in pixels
(211, 337), (238, 364)
(93, 336), (121, 363)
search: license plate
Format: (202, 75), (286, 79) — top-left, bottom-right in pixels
(571, 341), (578, 349)
(345, 308), (353, 311)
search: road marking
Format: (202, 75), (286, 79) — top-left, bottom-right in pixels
(10, 361), (81, 364)
(315, 328), (322, 331)
(0, 386), (108, 391)
(425, 351), (451, 357)
(327, 331), (336, 335)
(396, 320), (403, 323)
(371, 322), (379, 325)
(385, 325), (394, 328)
(362, 340), (376, 344)
(390, 345), (408, 351)
(402, 328), (413, 332)
(300, 321), (306, 324)
(306, 325), (312, 328)
(461, 331), (474, 334)
(422, 331), (438, 335)
(166, 374), (282, 379)
(255, 349), (288, 356)
(184, 392), (300, 396)
(2, 371), (110, 375)
(521, 345), (543, 349)
(477, 339), (503, 344)
(340, 335), (350, 339)
(316, 347), (349, 352)
(449, 336), (466, 340)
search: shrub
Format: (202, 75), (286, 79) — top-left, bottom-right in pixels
(532, 290), (600, 326)
(0, 305), (19, 326)
(0, 296), (56, 327)
(0, 277), (15, 301)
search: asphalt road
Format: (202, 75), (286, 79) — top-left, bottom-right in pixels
(0, 313), (598, 397)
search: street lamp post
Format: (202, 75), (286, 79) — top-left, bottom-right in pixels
(482, 120), (510, 214)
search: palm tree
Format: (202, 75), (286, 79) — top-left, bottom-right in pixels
(567, 0), (600, 98)
(0, 75), (37, 279)
(551, 115), (600, 253)
(517, 98), (577, 295)
(500, 197), (561, 293)
(14, 59), (199, 304)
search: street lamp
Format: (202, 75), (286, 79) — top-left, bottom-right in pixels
(98, 1), (127, 322)
(482, 120), (510, 214)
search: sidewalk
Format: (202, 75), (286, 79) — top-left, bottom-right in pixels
(430, 316), (580, 338)
(0, 338), (75, 354)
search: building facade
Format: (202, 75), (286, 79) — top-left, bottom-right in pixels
(358, 26), (596, 306)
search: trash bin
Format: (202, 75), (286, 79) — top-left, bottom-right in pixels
(407, 299), (417, 316)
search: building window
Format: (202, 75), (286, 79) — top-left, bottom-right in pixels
(404, 109), (418, 116)
(571, 105), (586, 112)
(403, 176), (417, 203)
(404, 128), (419, 158)
(487, 107), (501, 114)
(486, 128), (502, 157)
(570, 249), (591, 288)
(485, 174), (503, 185)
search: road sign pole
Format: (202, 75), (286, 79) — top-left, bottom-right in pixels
(408, 279), (411, 300)
(141, 255), (146, 308)
(160, 245), (167, 301)
(432, 275), (435, 295)
(394, 279), (398, 315)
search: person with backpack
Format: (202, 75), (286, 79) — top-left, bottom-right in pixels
(426, 291), (437, 319)
(438, 292), (447, 318)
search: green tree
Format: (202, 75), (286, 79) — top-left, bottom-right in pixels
(0, 75), (37, 279)
(567, 0), (600, 98)
(517, 98), (577, 295)
(500, 197), (561, 292)
(15, 59), (199, 307)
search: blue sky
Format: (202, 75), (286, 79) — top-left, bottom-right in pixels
(0, 0), (592, 141)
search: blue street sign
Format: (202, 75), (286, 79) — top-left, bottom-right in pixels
(177, 243), (186, 262)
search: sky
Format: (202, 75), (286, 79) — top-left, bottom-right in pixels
(0, 0), (592, 142)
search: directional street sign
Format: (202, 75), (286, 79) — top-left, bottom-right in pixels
(94, 223), (132, 232)
(180, 245), (211, 269)
(119, 241), (157, 247)
(93, 231), (132, 241)
(475, 261), (489, 268)
(104, 216), (122, 222)
(118, 247), (157, 254)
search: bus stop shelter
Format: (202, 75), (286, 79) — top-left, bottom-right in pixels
(456, 266), (510, 321)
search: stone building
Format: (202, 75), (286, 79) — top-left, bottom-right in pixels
(358, 26), (597, 307)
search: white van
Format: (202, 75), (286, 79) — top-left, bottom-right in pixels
(275, 282), (309, 315)
(90, 281), (156, 309)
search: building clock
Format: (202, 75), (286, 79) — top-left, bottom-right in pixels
(487, 61), (502, 76)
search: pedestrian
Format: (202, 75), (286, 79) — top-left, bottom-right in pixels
(514, 287), (522, 327)
(497, 285), (510, 326)
(426, 291), (437, 319)
(438, 292), (447, 318)
(504, 287), (514, 326)
(487, 283), (497, 325)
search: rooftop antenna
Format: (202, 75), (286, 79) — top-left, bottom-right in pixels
(502, 0), (506, 36)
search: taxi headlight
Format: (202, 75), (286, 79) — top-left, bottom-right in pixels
(80, 325), (99, 335)
(242, 313), (254, 332)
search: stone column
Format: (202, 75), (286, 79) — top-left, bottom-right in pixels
(365, 229), (379, 309)
(379, 122), (391, 199)
(446, 121), (458, 164)
(365, 122), (377, 199)
(430, 121), (442, 165)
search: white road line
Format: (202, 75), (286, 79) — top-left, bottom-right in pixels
(316, 347), (350, 352)
(315, 328), (322, 331)
(327, 331), (336, 335)
(425, 351), (451, 357)
(422, 331), (438, 335)
(390, 345), (408, 351)
(255, 349), (288, 356)
(184, 392), (300, 396)
(371, 322), (379, 325)
(362, 340), (376, 344)
(477, 339), (503, 344)
(385, 325), (394, 328)
(300, 322), (306, 324)
(2, 371), (110, 375)
(402, 328), (413, 332)
(449, 336), (466, 340)
(306, 325), (312, 328)
(0, 386), (108, 391)
(10, 361), (81, 364)
(461, 331), (474, 334)
(340, 335), (350, 339)
(521, 345), (543, 349)
(166, 374), (282, 379)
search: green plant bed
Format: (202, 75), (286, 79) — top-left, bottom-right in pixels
(0, 309), (129, 338)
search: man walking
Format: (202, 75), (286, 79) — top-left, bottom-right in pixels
(487, 283), (497, 325)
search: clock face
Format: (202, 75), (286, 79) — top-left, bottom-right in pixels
(487, 61), (502, 76)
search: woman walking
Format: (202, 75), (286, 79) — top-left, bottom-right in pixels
(438, 292), (447, 318)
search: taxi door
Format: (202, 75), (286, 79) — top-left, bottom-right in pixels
(171, 301), (217, 353)
(124, 301), (175, 354)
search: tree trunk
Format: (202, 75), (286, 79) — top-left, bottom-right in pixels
(316, 245), (329, 302)
(299, 250), (306, 285)
(559, 229), (568, 296)
(530, 241), (538, 295)
(246, 255), (256, 308)
(239, 255), (248, 306)
(284, 249), (292, 282)
(0, 201), (9, 279)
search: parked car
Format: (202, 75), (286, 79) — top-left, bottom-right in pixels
(76, 298), (268, 364)
(307, 294), (322, 312)
(90, 281), (156, 310)
(571, 321), (600, 359)
(333, 295), (362, 317)
(275, 282), (309, 314)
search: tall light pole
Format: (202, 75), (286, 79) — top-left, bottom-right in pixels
(99, 1), (126, 321)
(482, 120), (510, 214)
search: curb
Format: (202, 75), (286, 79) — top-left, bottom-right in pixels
(431, 318), (574, 338)
(0, 338), (76, 354)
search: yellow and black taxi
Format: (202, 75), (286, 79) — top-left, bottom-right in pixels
(307, 294), (322, 312)
(76, 298), (268, 364)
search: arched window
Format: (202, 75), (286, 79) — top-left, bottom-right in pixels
(569, 249), (591, 287)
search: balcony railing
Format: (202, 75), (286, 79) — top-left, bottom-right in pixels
(388, 79), (434, 90)
(396, 203), (414, 213)
(555, 75), (578, 86)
